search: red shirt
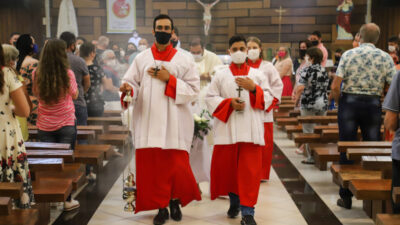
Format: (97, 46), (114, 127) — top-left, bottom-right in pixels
(34, 69), (77, 131)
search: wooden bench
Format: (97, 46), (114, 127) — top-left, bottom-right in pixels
(28, 130), (96, 141)
(293, 133), (322, 145)
(27, 150), (74, 163)
(273, 112), (290, 120)
(35, 169), (86, 192)
(288, 109), (338, 117)
(25, 142), (70, 150)
(297, 115), (337, 124)
(338, 142), (392, 153)
(276, 104), (295, 112)
(314, 146), (340, 170)
(97, 134), (129, 148)
(347, 148), (391, 162)
(314, 124), (338, 134)
(74, 151), (104, 171)
(28, 158), (64, 172)
(75, 144), (114, 160)
(87, 117), (123, 130)
(330, 164), (364, 186)
(32, 178), (73, 202)
(362, 156), (392, 178)
(0, 197), (11, 216)
(103, 110), (122, 117)
(0, 183), (23, 199)
(276, 118), (298, 127)
(338, 170), (383, 188)
(108, 125), (130, 134)
(0, 208), (39, 225)
(349, 179), (392, 220)
(284, 125), (303, 139)
(376, 214), (400, 225)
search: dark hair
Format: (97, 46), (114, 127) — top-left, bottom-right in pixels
(34, 39), (70, 105)
(79, 42), (95, 58)
(229, 35), (246, 48)
(153, 14), (174, 31)
(59, 31), (76, 49)
(335, 48), (344, 54)
(306, 47), (323, 65)
(77, 36), (87, 43)
(190, 37), (204, 48)
(15, 34), (33, 71)
(9, 32), (20, 39)
(389, 36), (399, 43)
(311, 30), (322, 38)
(0, 44), (5, 94)
(299, 40), (312, 48)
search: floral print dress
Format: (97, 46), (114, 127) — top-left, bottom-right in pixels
(20, 62), (38, 125)
(0, 67), (34, 208)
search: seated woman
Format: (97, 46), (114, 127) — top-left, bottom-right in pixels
(32, 39), (80, 211)
(293, 47), (329, 164)
(80, 42), (118, 117)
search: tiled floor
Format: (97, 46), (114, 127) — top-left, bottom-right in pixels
(273, 125), (374, 225)
(88, 158), (308, 225)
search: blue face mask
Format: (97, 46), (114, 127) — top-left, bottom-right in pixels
(33, 44), (39, 54)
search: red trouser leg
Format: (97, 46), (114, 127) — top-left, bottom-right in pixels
(261, 122), (274, 180)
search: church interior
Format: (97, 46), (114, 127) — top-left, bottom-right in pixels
(1, 0), (400, 225)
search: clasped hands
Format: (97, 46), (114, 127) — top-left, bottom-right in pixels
(231, 77), (256, 111)
(147, 66), (170, 82)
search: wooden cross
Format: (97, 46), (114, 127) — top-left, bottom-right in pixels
(275, 6), (286, 44)
(236, 86), (243, 98)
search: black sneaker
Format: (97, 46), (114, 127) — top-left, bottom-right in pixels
(153, 208), (169, 225)
(337, 198), (352, 209)
(169, 199), (182, 221)
(227, 204), (240, 218)
(240, 215), (257, 225)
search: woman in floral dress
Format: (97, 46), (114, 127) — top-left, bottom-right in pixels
(0, 44), (34, 208)
(16, 34), (38, 125)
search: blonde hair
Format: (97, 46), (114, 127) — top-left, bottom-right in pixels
(1, 44), (19, 64)
(278, 46), (290, 60)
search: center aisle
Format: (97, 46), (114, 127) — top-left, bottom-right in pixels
(88, 152), (307, 225)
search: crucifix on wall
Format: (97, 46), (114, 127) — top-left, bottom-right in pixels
(275, 6), (286, 44)
(195, 0), (220, 36)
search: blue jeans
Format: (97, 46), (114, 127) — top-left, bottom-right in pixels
(229, 193), (255, 216)
(74, 104), (88, 126)
(338, 93), (382, 200)
(38, 125), (77, 150)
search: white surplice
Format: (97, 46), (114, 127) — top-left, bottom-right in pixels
(259, 61), (283, 122)
(122, 47), (200, 153)
(205, 65), (274, 146)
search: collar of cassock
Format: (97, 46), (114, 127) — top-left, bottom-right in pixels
(151, 43), (177, 62)
(247, 59), (262, 69)
(229, 63), (250, 76)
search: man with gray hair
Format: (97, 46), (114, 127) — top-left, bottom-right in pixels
(101, 50), (124, 101)
(330, 23), (397, 209)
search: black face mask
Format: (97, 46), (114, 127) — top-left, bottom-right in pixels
(311, 40), (319, 46)
(155, 32), (172, 45)
(171, 39), (178, 48)
(299, 49), (307, 59)
(335, 56), (341, 62)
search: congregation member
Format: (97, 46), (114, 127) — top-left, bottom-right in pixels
(32, 39), (80, 211)
(60, 32), (90, 126)
(274, 46), (293, 96)
(189, 37), (223, 88)
(206, 35), (274, 225)
(129, 38), (149, 64)
(383, 69), (400, 214)
(293, 40), (312, 78)
(330, 23), (397, 209)
(308, 30), (328, 67)
(388, 36), (399, 54)
(2, 44), (32, 141)
(352, 32), (360, 48)
(101, 50), (124, 101)
(9, 32), (20, 46)
(120, 14), (201, 225)
(96, 36), (110, 64)
(293, 47), (329, 164)
(128, 30), (141, 47)
(16, 34), (39, 125)
(171, 26), (192, 58)
(0, 44), (34, 209)
(74, 36), (87, 56)
(246, 36), (283, 180)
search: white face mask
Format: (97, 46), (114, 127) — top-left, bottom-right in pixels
(389, 45), (396, 52)
(133, 33), (138, 38)
(138, 45), (147, 52)
(13, 61), (17, 69)
(192, 53), (203, 62)
(247, 49), (260, 61)
(230, 51), (247, 64)
(120, 50), (125, 58)
(106, 59), (117, 67)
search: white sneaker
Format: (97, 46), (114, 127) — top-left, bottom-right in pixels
(86, 172), (97, 181)
(64, 199), (80, 212)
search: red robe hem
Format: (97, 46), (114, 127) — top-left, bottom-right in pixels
(261, 123), (274, 180)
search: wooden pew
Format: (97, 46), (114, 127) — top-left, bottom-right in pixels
(285, 125), (303, 139)
(362, 156), (392, 178)
(27, 150), (74, 163)
(32, 178), (73, 203)
(28, 158), (64, 172)
(28, 130), (96, 141)
(276, 104), (295, 112)
(103, 110), (122, 117)
(73, 151), (104, 171)
(276, 118), (298, 127)
(0, 197), (11, 216)
(347, 149), (391, 162)
(0, 208), (39, 225)
(97, 134), (129, 148)
(75, 144), (114, 160)
(330, 164), (364, 186)
(0, 183), (23, 199)
(297, 115), (337, 124)
(338, 142), (392, 153)
(376, 214), (400, 225)
(313, 144), (340, 170)
(108, 125), (130, 134)
(25, 142), (70, 150)
(87, 117), (123, 130)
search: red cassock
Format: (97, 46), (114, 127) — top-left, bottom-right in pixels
(121, 44), (202, 213)
(208, 63), (268, 207)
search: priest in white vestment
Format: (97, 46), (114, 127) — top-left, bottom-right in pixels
(120, 14), (201, 225)
(205, 35), (274, 225)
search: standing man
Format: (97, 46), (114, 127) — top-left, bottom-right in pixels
(308, 30), (328, 67)
(59, 32), (91, 126)
(383, 70), (400, 214)
(206, 35), (274, 225)
(330, 23), (396, 209)
(120, 14), (201, 225)
(189, 37), (222, 88)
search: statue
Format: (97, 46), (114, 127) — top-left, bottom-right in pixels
(195, 0), (220, 36)
(337, 0), (354, 40)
